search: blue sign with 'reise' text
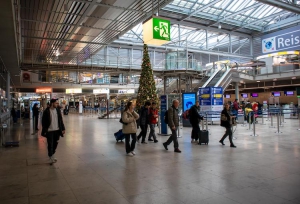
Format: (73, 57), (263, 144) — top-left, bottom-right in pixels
(262, 25), (300, 54)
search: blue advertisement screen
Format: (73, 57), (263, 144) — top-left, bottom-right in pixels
(182, 93), (196, 112)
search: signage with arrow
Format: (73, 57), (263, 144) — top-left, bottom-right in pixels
(152, 18), (170, 41)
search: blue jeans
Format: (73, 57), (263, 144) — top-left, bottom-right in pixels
(148, 124), (157, 140)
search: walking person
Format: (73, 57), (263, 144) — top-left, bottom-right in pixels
(122, 101), (139, 156)
(148, 102), (158, 143)
(219, 103), (236, 148)
(233, 99), (239, 120)
(189, 101), (203, 143)
(32, 103), (39, 131)
(137, 101), (151, 144)
(163, 100), (181, 153)
(42, 99), (66, 164)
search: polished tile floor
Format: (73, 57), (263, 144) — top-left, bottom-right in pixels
(0, 114), (300, 204)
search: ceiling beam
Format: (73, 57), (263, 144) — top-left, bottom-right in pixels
(181, 0), (222, 21)
(262, 15), (300, 33)
(168, 19), (252, 38)
(21, 19), (123, 32)
(232, 11), (287, 31)
(70, 0), (147, 13)
(22, 36), (107, 45)
(255, 0), (300, 14)
(209, 3), (262, 27)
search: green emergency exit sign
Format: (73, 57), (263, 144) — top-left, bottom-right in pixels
(152, 18), (170, 41)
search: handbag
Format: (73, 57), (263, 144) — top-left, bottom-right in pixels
(119, 117), (128, 125)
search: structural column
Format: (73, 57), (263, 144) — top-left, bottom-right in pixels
(163, 76), (167, 95)
(6, 72), (10, 107)
(235, 82), (239, 101)
(178, 75), (181, 94)
(91, 95), (95, 108)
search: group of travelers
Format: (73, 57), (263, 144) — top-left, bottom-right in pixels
(122, 99), (237, 157)
(121, 101), (160, 156)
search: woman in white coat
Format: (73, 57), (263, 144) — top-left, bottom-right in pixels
(122, 101), (139, 156)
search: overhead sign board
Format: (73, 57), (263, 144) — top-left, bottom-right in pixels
(93, 88), (109, 94)
(66, 88), (82, 94)
(118, 89), (135, 94)
(36, 88), (52, 93)
(262, 25), (300, 54)
(143, 17), (170, 46)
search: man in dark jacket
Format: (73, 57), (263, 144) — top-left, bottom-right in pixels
(219, 103), (236, 148)
(163, 100), (181, 153)
(189, 101), (203, 143)
(137, 101), (151, 144)
(42, 99), (66, 163)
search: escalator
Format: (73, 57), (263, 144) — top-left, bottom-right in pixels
(202, 67), (227, 88)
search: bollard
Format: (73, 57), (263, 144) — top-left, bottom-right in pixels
(282, 109), (286, 123)
(269, 113), (275, 128)
(266, 110), (270, 121)
(298, 111), (300, 131)
(205, 113), (208, 131)
(261, 113), (266, 125)
(275, 113), (282, 134)
(279, 111), (283, 127)
(247, 113), (252, 130)
(250, 114), (258, 137)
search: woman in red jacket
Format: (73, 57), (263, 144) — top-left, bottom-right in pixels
(148, 102), (159, 143)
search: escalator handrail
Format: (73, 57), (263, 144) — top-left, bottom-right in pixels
(202, 66), (227, 87)
(215, 68), (232, 87)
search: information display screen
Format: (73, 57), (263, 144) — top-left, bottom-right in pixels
(251, 93), (258, 98)
(241, 93), (248, 98)
(272, 92), (281, 97)
(225, 94), (230, 99)
(284, 91), (294, 96)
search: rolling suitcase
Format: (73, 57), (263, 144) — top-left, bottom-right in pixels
(114, 129), (125, 142)
(198, 119), (209, 145)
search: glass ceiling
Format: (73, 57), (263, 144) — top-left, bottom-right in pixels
(118, 0), (295, 49)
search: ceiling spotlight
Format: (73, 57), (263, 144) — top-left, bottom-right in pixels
(218, 24), (221, 29)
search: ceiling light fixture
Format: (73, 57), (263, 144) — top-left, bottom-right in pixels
(218, 24), (221, 29)
(256, 81), (260, 82)
(292, 77), (296, 79)
(273, 78), (277, 81)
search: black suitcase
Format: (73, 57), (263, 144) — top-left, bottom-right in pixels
(198, 119), (209, 145)
(198, 130), (209, 145)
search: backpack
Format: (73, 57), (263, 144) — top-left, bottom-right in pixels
(164, 110), (169, 124)
(182, 109), (190, 120)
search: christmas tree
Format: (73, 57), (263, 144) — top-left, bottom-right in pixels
(136, 44), (159, 110)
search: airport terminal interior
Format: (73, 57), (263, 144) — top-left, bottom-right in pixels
(0, 0), (300, 203)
